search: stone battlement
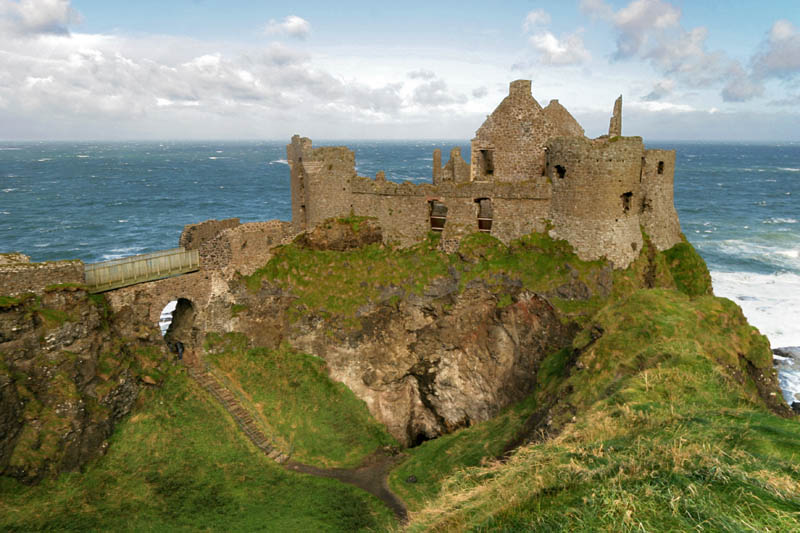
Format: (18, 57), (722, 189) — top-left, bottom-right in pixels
(288, 80), (682, 267)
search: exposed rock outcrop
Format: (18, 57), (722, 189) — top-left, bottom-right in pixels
(234, 273), (572, 447)
(0, 289), (165, 483)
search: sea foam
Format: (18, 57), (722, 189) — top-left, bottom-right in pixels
(711, 270), (800, 347)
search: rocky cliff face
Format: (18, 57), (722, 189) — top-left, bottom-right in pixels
(0, 289), (165, 483)
(232, 276), (571, 446)
(224, 220), (579, 447)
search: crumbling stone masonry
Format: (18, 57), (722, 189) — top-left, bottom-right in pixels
(287, 80), (682, 268)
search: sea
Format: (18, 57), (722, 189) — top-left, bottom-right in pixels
(1, 140), (799, 403)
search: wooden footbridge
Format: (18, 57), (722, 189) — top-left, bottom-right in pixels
(84, 247), (200, 293)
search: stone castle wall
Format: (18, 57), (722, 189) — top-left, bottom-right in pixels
(640, 149), (681, 251)
(288, 135), (355, 232)
(179, 218), (241, 251)
(199, 221), (295, 275)
(0, 260), (84, 296)
(287, 79), (683, 268)
(547, 136), (646, 267)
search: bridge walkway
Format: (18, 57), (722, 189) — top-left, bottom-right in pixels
(84, 247), (200, 293)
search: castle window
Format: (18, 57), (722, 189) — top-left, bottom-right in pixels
(429, 200), (448, 232)
(555, 165), (566, 179)
(621, 191), (633, 213)
(479, 149), (495, 178)
(657, 161), (664, 174)
(476, 198), (493, 233)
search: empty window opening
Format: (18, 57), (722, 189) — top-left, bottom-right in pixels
(555, 165), (566, 179)
(621, 191), (633, 213)
(429, 200), (448, 232)
(479, 149), (495, 177)
(657, 161), (664, 174)
(476, 198), (493, 233)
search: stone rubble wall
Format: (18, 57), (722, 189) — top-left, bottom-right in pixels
(199, 221), (295, 276)
(0, 260), (84, 296)
(179, 218), (241, 250)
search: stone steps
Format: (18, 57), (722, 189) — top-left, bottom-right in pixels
(188, 367), (288, 463)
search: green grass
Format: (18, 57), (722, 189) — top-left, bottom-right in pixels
(0, 367), (396, 532)
(243, 235), (451, 323)
(205, 334), (397, 468)
(404, 289), (799, 531)
(662, 235), (713, 297)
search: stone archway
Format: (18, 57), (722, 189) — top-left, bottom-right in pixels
(163, 297), (199, 367)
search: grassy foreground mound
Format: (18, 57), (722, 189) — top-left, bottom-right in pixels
(404, 290), (799, 531)
(0, 366), (395, 532)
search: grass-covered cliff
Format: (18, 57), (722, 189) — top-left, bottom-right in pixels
(1, 222), (797, 531)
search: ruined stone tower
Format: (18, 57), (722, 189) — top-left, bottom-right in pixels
(287, 80), (682, 268)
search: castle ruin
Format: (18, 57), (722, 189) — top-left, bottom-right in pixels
(288, 79), (682, 268)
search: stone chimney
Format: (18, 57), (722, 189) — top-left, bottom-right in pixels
(509, 79), (532, 98)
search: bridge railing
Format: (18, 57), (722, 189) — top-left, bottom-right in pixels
(85, 247), (200, 292)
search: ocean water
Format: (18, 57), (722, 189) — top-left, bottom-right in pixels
(2, 140), (799, 398)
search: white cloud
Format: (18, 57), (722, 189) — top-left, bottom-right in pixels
(265, 15), (311, 40)
(523, 9), (550, 32)
(721, 64), (764, 102)
(521, 9), (589, 67)
(529, 30), (590, 66)
(752, 19), (800, 79)
(583, 0), (771, 103)
(407, 69), (436, 80)
(611, 0), (680, 58)
(627, 100), (694, 113)
(642, 79), (675, 101)
(472, 86), (488, 98)
(410, 78), (466, 107)
(0, 0), (81, 36)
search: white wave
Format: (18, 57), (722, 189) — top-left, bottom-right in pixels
(269, 159), (289, 165)
(76, 155), (89, 158)
(0, 147), (21, 151)
(0, 211), (9, 215)
(2, 188), (17, 193)
(763, 217), (798, 224)
(711, 239), (800, 271)
(779, 167), (800, 172)
(109, 246), (143, 254)
(33, 243), (49, 247)
(36, 158), (51, 162)
(118, 219), (128, 223)
(712, 270), (800, 347)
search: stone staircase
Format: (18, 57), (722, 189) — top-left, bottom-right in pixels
(188, 366), (289, 463)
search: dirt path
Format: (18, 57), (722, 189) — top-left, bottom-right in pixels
(286, 451), (408, 521)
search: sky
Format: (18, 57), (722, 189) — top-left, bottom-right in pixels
(1, 0), (798, 141)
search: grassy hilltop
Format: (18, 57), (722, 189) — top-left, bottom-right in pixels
(2, 226), (798, 531)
